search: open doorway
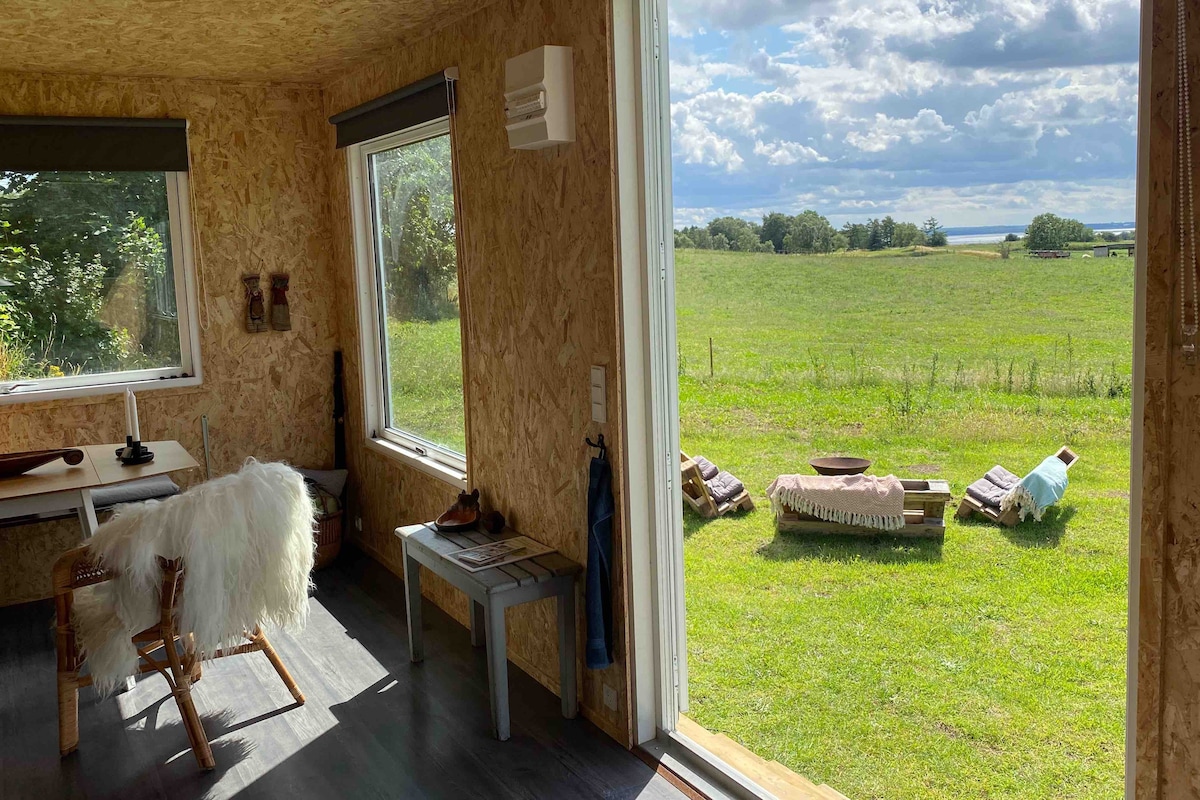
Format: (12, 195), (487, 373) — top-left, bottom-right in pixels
(626, 0), (1142, 797)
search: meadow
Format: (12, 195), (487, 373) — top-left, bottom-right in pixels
(676, 246), (1132, 799)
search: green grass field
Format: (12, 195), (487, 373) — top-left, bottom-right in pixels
(677, 246), (1131, 799)
(385, 317), (466, 454)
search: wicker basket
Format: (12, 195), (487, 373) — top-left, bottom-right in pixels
(313, 509), (343, 570)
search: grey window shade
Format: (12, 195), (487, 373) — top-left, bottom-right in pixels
(330, 71), (457, 148)
(0, 116), (188, 172)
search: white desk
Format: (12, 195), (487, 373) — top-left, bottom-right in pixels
(0, 441), (199, 536)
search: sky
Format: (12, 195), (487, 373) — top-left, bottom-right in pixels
(667, 0), (1141, 229)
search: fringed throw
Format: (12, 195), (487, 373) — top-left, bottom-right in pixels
(1000, 455), (1069, 522)
(767, 473), (907, 531)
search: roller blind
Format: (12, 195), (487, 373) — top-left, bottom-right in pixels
(330, 69), (458, 149)
(0, 116), (189, 172)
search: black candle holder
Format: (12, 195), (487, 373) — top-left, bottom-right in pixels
(115, 436), (155, 465)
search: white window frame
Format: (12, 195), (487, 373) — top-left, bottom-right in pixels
(0, 171), (203, 404)
(347, 118), (468, 489)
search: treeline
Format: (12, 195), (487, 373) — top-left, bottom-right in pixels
(1023, 213), (1133, 250)
(675, 212), (949, 254)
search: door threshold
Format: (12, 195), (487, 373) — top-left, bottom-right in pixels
(638, 716), (850, 800)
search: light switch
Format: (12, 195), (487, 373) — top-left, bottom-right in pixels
(590, 365), (606, 423)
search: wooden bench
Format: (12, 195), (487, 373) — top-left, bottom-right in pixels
(955, 446), (1079, 527)
(681, 452), (754, 518)
(775, 479), (952, 540)
(395, 522), (581, 741)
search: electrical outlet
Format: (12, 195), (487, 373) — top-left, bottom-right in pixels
(603, 685), (617, 711)
(355, 516), (363, 532)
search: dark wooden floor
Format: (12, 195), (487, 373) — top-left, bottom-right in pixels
(0, 549), (683, 800)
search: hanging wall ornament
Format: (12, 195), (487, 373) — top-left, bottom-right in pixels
(243, 274), (269, 333)
(1178, 0), (1198, 363)
(270, 273), (292, 331)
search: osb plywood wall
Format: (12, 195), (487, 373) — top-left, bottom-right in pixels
(0, 72), (339, 606)
(1138, 1), (1200, 797)
(323, 0), (632, 744)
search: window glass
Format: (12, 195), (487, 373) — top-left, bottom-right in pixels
(0, 170), (183, 383)
(366, 132), (465, 456)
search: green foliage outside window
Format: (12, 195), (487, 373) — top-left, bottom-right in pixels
(0, 171), (180, 381)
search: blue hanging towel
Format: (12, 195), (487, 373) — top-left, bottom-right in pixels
(585, 452), (615, 669)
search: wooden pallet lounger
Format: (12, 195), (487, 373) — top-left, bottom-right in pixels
(775, 478), (952, 540)
(955, 446), (1079, 527)
(681, 452), (754, 518)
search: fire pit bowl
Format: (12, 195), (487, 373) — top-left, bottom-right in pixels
(809, 456), (872, 476)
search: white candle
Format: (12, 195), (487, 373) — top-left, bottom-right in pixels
(128, 389), (141, 442)
(124, 388), (133, 440)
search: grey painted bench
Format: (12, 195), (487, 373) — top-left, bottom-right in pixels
(395, 522), (582, 740)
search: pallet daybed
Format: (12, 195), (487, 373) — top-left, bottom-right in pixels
(680, 452), (754, 518)
(774, 478), (952, 540)
(955, 446), (1079, 527)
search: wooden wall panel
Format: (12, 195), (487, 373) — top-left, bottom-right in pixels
(1140, 1), (1200, 797)
(0, 72), (339, 606)
(323, 0), (632, 744)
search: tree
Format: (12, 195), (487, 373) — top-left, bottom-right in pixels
(707, 216), (754, 245)
(783, 210), (837, 254)
(674, 231), (695, 249)
(1025, 212), (1071, 250)
(0, 171), (176, 375)
(1004, 232), (1021, 242)
(867, 219), (885, 250)
(841, 222), (870, 250)
(390, 188), (458, 321)
(893, 222), (926, 248)
(733, 230), (759, 252)
(688, 227), (713, 249)
(922, 216), (947, 247)
(711, 233), (730, 251)
(761, 212), (790, 253)
(880, 216), (896, 249)
(1062, 218), (1095, 243)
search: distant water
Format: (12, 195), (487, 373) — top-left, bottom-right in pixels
(948, 228), (1134, 245)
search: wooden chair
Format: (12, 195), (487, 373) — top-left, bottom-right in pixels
(955, 446), (1080, 527)
(53, 546), (305, 770)
(680, 452), (754, 518)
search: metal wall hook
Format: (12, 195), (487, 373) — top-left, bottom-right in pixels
(585, 434), (607, 461)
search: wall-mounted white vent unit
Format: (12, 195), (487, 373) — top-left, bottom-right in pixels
(504, 45), (574, 150)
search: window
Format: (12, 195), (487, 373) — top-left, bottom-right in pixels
(350, 119), (467, 482)
(0, 169), (200, 399)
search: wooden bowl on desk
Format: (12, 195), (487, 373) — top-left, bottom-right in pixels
(0, 448), (85, 479)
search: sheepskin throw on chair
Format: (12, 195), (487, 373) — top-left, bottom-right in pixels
(74, 459), (316, 695)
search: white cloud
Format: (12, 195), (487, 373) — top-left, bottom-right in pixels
(753, 139), (829, 164)
(665, 0), (1139, 227)
(669, 58), (749, 97)
(886, 177), (1136, 224)
(963, 64), (1137, 147)
(671, 109), (745, 171)
(844, 109), (955, 152)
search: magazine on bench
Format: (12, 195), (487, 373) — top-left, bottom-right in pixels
(449, 536), (554, 573)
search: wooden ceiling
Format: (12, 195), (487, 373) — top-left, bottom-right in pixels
(1, 0), (493, 83)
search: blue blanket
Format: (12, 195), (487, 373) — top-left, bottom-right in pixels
(1003, 455), (1069, 521)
